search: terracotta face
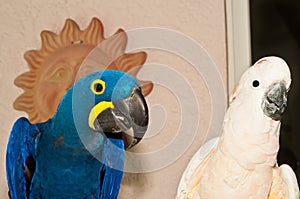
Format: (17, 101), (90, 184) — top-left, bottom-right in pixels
(35, 45), (93, 119)
(14, 18), (153, 123)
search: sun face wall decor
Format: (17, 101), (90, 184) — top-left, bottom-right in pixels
(13, 18), (153, 123)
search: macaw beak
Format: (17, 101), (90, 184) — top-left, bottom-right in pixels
(262, 81), (288, 120)
(90, 86), (149, 149)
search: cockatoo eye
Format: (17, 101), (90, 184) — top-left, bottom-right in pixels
(252, 80), (260, 88)
(91, 79), (106, 94)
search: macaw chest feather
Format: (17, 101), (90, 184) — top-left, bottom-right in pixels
(30, 132), (103, 198)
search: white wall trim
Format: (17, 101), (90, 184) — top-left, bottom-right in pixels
(226, 0), (252, 93)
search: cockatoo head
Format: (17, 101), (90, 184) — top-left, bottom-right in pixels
(230, 56), (291, 121)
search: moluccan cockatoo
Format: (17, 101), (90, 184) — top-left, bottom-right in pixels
(177, 57), (299, 199)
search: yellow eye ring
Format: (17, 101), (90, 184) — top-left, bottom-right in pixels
(91, 79), (105, 95)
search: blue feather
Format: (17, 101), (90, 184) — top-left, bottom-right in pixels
(6, 70), (140, 199)
(6, 117), (39, 199)
(100, 137), (124, 199)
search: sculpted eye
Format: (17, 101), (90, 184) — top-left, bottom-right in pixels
(91, 79), (105, 94)
(252, 80), (260, 88)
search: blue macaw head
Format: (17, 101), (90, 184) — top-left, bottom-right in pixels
(54, 70), (149, 149)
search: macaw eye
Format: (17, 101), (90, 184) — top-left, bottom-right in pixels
(252, 80), (260, 88)
(91, 79), (106, 94)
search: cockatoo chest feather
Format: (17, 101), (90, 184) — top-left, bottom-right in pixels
(198, 104), (280, 199)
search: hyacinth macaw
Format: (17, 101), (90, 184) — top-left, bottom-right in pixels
(177, 57), (299, 198)
(6, 70), (149, 199)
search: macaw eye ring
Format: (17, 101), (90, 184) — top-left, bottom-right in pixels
(252, 80), (260, 88)
(91, 79), (106, 94)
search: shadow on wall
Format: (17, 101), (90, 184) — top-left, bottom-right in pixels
(250, 0), (300, 184)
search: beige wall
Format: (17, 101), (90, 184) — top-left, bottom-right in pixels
(0, 0), (227, 198)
